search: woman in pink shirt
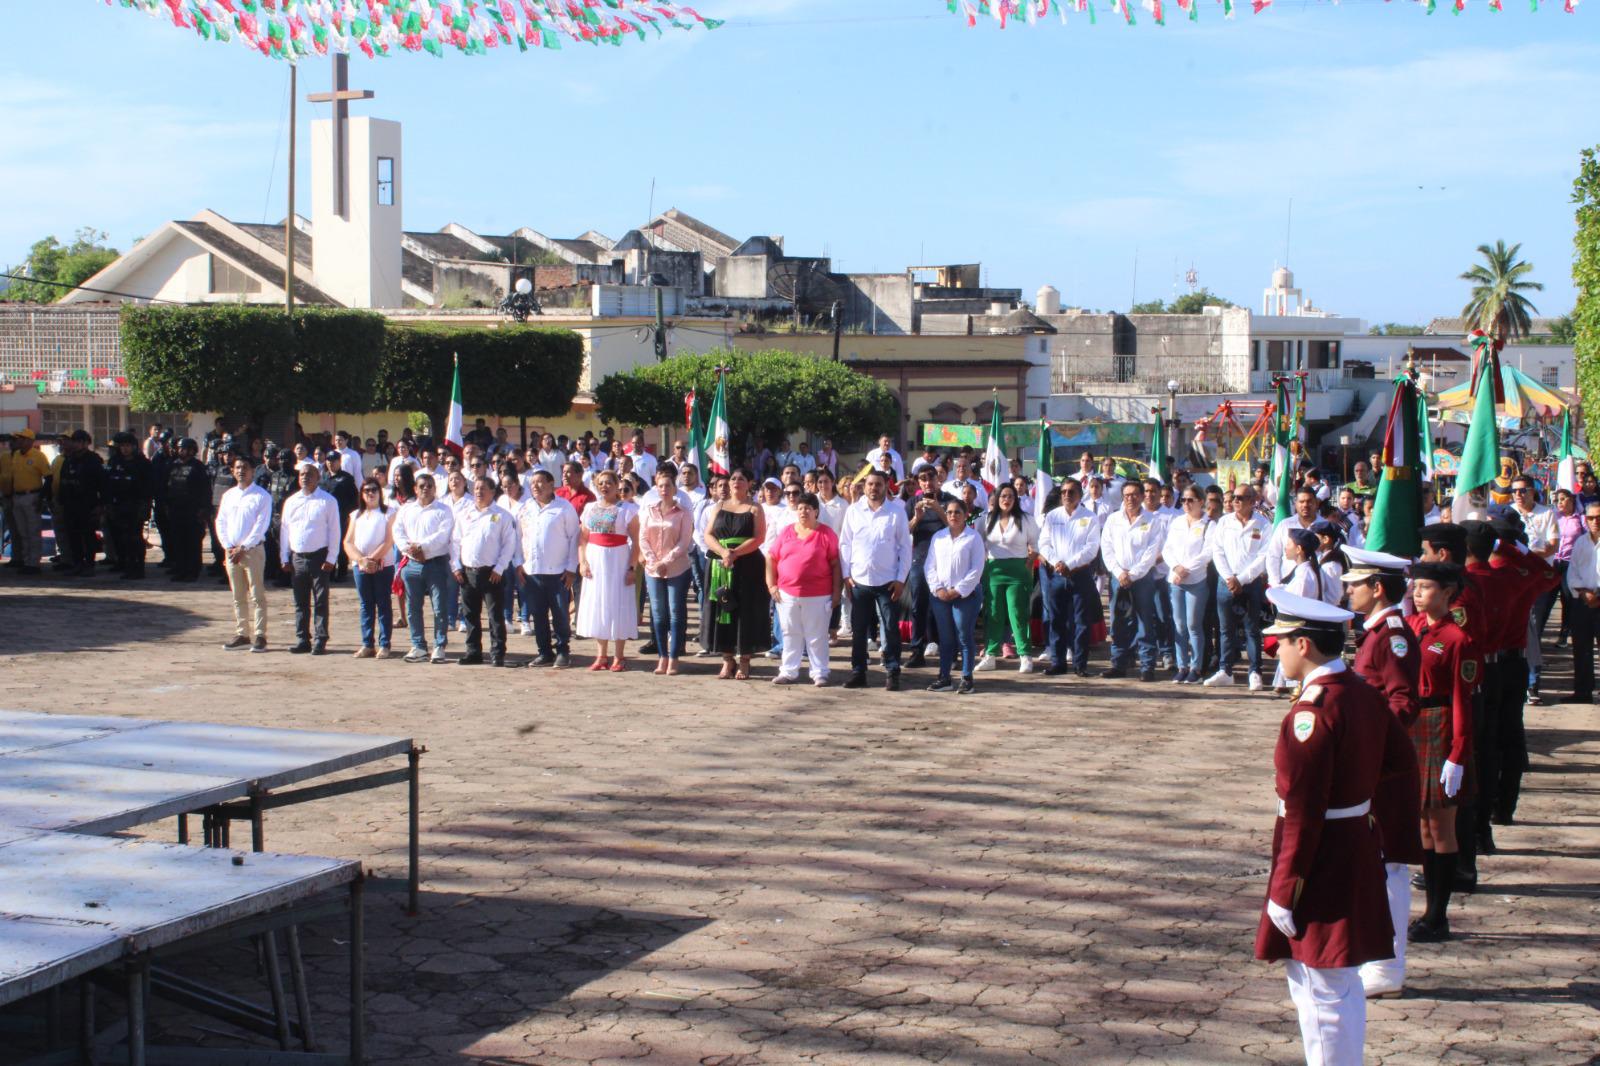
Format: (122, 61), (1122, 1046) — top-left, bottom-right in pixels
(765, 491), (842, 686)
(639, 469), (695, 675)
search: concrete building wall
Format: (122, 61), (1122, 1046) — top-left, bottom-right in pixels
(310, 116), (403, 309)
(713, 255), (772, 299)
(840, 274), (915, 335)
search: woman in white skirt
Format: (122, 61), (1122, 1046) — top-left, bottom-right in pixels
(577, 470), (641, 671)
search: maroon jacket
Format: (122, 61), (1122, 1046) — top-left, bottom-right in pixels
(1351, 606), (1424, 865)
(1256, 665), (1409, 969)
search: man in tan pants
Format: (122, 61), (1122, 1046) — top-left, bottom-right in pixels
(215, 455), (272, 652)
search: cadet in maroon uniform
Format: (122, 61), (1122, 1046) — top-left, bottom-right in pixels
(1339, 547), (1423, 998)
(1418, 524), (1486, 649)
(1255, 588), (1414, 1066)
(1407, 561), (1478, 942)
(1485, 514), (1559, 832)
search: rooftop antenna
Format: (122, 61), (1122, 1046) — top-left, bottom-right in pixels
(645, 177), (656, 248)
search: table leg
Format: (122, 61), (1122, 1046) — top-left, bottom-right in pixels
(126, 961), (145, 1066)
(177, 813), (189, 846)
(79, 977), (96, 1066)
(260, 931), (291, 1050)
(408, 746), (422, 916)
(350, 877), (366, 1065)
(250, 790), (266, 853)
(286, 924), (318, 1051)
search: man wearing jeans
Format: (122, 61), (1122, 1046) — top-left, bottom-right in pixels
(517, 470), (579, 668)
(393, 473), (456, 664)
(1206, 485), (1272, 691)
(838, 469), (913, 691)
(215, 454), (272, 652)
(278, 461), (341, 655)
(1037, 478), (1103, 677)
(1099, 481), (1163, 681)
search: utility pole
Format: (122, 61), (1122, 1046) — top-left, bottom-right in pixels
(285, 62), (296, 315)
(831, 301), (842, 362)
(653, 287), (667, 361)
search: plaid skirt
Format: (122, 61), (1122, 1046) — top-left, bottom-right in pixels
(1408, 703), (1471, 810)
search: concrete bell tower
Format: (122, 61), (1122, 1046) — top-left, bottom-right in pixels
(309, 57), (402, 309)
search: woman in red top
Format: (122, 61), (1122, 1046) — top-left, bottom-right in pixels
(765, 492), (842, 687)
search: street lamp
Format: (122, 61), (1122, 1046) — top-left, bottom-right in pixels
(499, 276), (542, 322)
(1165, 379), (1180, 475)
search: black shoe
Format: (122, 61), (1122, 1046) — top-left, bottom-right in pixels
(1477, 827), (1496, 856)
(885, 671), (901, 692)
(553, 653), (571, 668)
(1074, 667), (1090, 678)
(1411, 870), (1427, 890)
(842, 672), (866, 689)
(531, 653), (556, 668)
(290, 642), (312, 655)
(122, 571), (145, 580)
(17, 565), (41, 575)
(491, 656), (505, 668)
(1454, 867), (1478, 894)
(1139, 669), (1156, 682)
(1100, 666), (1128, 679)
(1408, 917), (1452, 943)
(927, 678), (954, 693)
(311, 644), (327, 656)
(458, 653), (484, 666)
(957, 678), (975, 695)
(906, 652), (927, 669)
(222, 636), (251, 651)
(639, 642), (659, 655)
(1044, 662), (1070, 676)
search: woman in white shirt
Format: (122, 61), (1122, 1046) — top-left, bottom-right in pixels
(537, 433), (566, 480)
(342, 478), (397, 659)
(1162, 485), (1214, 684)
(976, 483), (1040, 673)
(924, 497), (987, 694)
(1271, 526), (1344, 690)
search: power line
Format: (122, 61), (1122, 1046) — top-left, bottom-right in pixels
(0, 272), (188, 306)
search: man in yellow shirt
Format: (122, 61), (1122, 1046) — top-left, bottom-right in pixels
(6, 428), (53, 573)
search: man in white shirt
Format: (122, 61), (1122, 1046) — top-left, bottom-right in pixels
(1266, 486), (1323, 587)
(1141, 477), (1178, 668)
(216, 454), (273, 653)
(910, 446), (940, 476)
(518, 469), (580, 668)
(1099, 480), (1164, 680)
(393, 472), (456, 664)
(865, 435), (905, 484)
(451, 476), (519, 667)
(1565, 502), (1600, 703)
(630, 440), (658, 485)
(1509, 476), (1558, 558)
(1038, 478), (1103, 677)
(790, 441), (818, 476)
(332, 431), (363, 484)
(942, 456), (989, 512)
(388, 438), (420, 482)
(1205, 484), (1272, 690)
(838, 469), (913, 690)
(278, 460), (342, 655)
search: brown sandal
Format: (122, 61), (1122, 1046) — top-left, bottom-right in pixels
(718, 656), (736, 680)
(735, 655), (752, 681)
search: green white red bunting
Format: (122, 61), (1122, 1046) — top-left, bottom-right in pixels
(951, 0), (1576, 26)
(105, 1), (722, 60)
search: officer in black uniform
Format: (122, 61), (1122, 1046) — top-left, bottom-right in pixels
(149, 431), (175, 568)
(205, 436), (239, 580)
(163, 437), (211, 582)
(105, 431), (153, 579)
(322, 450), (359, 581)
(263, 445), (299, 588)
(57, 429), (108, 577)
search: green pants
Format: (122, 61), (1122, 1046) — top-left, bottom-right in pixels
(984, 556), (1033, 656)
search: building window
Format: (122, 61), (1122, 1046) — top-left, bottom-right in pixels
(1309, 340), (1340, 369)
(377, 157), (395, 206)
(91, 404), (126, 445)
(1541, 365), (1560, 387)
(1251, 340), (1261, 372)
(39, 404), (81, 438)
(1267, 340), (1290, 372)
(209, 256), (261, 295)
(1113, 355), (1136, 384)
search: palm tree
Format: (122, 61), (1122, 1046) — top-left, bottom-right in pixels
(1459, 240), (1543, 347)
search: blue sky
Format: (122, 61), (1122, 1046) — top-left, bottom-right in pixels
(5, 1), (1598, 324)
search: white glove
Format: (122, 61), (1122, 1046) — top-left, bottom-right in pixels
(1441, 759), (1464, 799)
(1267, 898), (1297, 939)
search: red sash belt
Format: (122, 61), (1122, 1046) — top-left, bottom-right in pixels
(588, 532), (629, 547)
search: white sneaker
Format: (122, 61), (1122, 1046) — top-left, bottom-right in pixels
(975, 654), (997, 672)
(430, 649), (448, 664)
(1018, 656), (1035, 674)
(925, 642), (938, 657)
(455, 620), (467, 633)
(1248, 671), (1265, 692)
(519, 621), (533, 637)
(1202, 670), (1234, 687)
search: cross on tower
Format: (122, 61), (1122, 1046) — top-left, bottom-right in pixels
(306, 53), (374, 220)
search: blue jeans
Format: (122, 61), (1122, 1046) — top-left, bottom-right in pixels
(850, 582), (902, 674)
(1216, 575), (1267, 677)
(1168, 580), (1208, 672)
(930, 588), (982, 682)
(1108, 573), (1159, 671)
(1041, 565), (1097, 671)
(402, 556), (451, 652)
(500, 567), (525, 624)
(356, 565), (394, 649)
(524, 572), (572, 656)
(646, 571), (692, 659)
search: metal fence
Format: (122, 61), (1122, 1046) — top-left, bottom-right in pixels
(0, 305), (128, 401)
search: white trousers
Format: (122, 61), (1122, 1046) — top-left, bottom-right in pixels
(1285, 961), (1365, 1066)
(1358, 862), (1410, 993)
(777, 594), (831, 680)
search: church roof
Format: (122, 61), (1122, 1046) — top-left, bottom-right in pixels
(731, 236), (784, 259)
(404, 231), (487, 261)
(233, 222), (312, 268)
(170, 221), (339, 305)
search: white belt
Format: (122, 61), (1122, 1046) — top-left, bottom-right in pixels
(1276, 798), (1370, 819)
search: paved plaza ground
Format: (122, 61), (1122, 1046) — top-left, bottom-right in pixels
(2, 571), (1597, 1064)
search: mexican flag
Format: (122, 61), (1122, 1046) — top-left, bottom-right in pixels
(683, 389), (703, 473)
(1456, 356), (1501, 496)
(1147, 405), (1168, 484)
(1270, 376), (1296, 524)
(443, 352), (464, 458)
(1365, 374), (1425, 557)
(981, 392), (1006, 491)
(705, 371), (730, 476)
(1033, 420), (1055, 515)
(1557, 406), (1577, 494)
(1418, 386), (1435, 484)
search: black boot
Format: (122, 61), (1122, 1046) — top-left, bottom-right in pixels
(1411, 851), (1453, 943)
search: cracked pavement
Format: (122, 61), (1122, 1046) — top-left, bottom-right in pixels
(2, 582), (1596, 1064)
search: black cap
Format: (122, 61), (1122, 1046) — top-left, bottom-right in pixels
(111, 431), (136, 446)
(1418, 522), (1467, 559)
(177, 437), (199, 451)
(1491, 513), (1528, 546)
(70, 429), (92, 443)
(1410, 561), (1464, 589)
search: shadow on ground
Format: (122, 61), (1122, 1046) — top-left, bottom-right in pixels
(0, 593), (208, 655)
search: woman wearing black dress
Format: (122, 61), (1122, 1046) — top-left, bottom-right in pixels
(702, 468), (769, 680)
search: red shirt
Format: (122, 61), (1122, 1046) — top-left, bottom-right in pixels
(557, 484), (595, 516)
(1487, 547), (1559, 651)
(1407, 613), (1479, 765)
(768, 523), (839, 598)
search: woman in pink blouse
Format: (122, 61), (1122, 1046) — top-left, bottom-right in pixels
(640, 468), (695, 675)
(764, 491), (842, 686)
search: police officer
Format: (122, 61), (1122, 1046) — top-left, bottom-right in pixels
(162, 437), (211, 582)
(322, 450), (359, 581)
(105, 431), (153, 579)
(205, 436), (239, 580)
(149, 431), (175, 569)
(1255, 588), (1416, 1066)
(56, 429), (108, 577)
(1340, 547), (1423, 998)
(263, 445), (299, 588)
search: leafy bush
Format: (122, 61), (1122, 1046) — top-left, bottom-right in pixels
(377, 322), (584, 434)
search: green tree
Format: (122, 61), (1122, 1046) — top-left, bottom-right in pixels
(376, 323), (584, 440)
(1574, 148), (1600, 437)
(1169, 288), (1235, 314)
(2, 228), (120, 303)
(1368, 323), (1427, 336)
(1129, 299), (1167, 314)
(1460, 239), (1543, 347)
(1548, 313), (1577, 344)
(593, 348), (899, 454)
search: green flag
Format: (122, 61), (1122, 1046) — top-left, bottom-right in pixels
(1271, 377), (1296, 524)
(1417, 387), (1435, 484)
(1148, 406), (1169, 484)
(981, 392), (1006, 489)
(1456, 357), (1500, 495)
(1556, 406), (1577, 493)
(1365, 375), (1425, 557)
(1033, 420), (1055, 515)
(705, 372), (730, 476)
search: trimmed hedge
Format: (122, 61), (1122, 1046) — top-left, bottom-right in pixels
(377, 322), (584, 434)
